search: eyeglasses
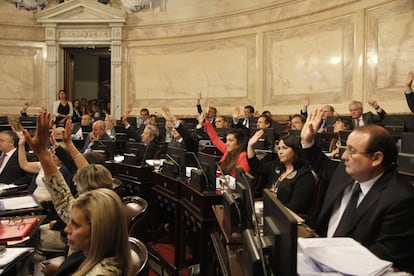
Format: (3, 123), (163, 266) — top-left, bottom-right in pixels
(0, 216), (24, 229)
(339, 146), (371, 157)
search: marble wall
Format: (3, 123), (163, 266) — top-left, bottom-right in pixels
(0, 0), (413, 117)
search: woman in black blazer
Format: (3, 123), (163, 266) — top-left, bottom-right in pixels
(247, 130), (316, 216)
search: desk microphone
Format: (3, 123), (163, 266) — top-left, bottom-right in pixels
(165, 153), (182, 174)
(186, 151), (209, 189)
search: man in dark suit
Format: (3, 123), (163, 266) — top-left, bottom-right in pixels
(348, 100), (386, 128)
(405, 70), (414, 113)
(232, 105), (256, 128)
(139, 125), (160, 161)
(80, 120), (112, 153)
(301, 110), (414, 273)
(162, 105), (198, 154)
(0, 130), (33, 185)
(196, 92), (217, 127)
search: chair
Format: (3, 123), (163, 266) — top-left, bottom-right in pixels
(129, 237), (149, 276)
(123, 196), (149, 240)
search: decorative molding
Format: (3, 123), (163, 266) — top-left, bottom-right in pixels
(35, 0), (126, 23)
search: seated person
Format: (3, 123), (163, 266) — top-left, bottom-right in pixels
(248, 130), (316, 215)
(214, 115), (229, 128)
(405, 70), (414, 113)
(162, 105), (198, 154)
(0, 130), (33, 185)
(72, 114), (92, 140)
(80, 120), (112, 154)
(196, 92), (217, 126)
(199, 112), (250, 177)
(329, 116), (353, 159)
(255, 114), (280, 142)
(290, 114), (306, 131)
(348, 100), (386, 128)
(104, 115), (116, 140)
(301, 109), (414, 272)
(23, 112), (128, 275)
(232, 105), (256, 137)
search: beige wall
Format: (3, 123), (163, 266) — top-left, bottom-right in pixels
(0, 0), (413, 118)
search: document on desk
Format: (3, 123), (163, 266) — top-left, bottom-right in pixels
(0, 247), (33, 269)
(298, 237), (392, 276)
(0, 184), (18, 195)
(0, 195), (39, 211)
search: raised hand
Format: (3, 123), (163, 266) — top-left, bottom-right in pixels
(198, 112), (205, 125)
(406, 71), (413, 90)
(62, 119), (74, 144)
(368, 100), (379, 109)
(301, 109), (323, 145)
(161, 105), (176, 123)
(247, 129), (264, 158)
(248, 129), (264, 147)
(23, 111), (52, 155)
(303, 96), (310, 108)
(232, 106), (241, 119)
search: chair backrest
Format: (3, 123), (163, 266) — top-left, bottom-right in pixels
(129, 237), (148, 276)
(123, 196), (149, 239)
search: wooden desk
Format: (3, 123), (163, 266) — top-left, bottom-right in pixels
(149, 172), (222, 276)
(105, 162), (153, 200)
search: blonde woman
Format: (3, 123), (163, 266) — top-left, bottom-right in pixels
(67, 188), (132, 275)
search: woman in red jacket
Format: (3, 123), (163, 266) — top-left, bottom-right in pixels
(199, 113), (250, 177)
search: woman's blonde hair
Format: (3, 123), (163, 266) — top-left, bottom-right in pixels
(72, 188), (132, 276)
(73, 164), (113, 194)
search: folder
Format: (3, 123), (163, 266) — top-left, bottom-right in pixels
(0, 217), (40, 242)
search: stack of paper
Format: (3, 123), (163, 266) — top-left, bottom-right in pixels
(0, 195), (38, 211)
(0, 247), (33, 270)
(298, 237), (393, 276)
(0, 184), (18, 195)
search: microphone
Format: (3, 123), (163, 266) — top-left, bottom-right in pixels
(165, 153), (182, 174)
(186, 151), (209, 189)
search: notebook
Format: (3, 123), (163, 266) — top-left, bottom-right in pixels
(0, 217), (40, 242)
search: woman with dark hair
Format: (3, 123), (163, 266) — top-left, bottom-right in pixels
(248, 130), (316, 215)
(199, 113), (250, 177)
(53, 89), (73, 125)
(329, 116), (353, 159)
(72, 99), (82, 123)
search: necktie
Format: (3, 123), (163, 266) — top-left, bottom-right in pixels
(0, 153), (6, 168)
(243, 118), (249, 128)
(354, 119), (359, 127)
(334, 183), (361, 236)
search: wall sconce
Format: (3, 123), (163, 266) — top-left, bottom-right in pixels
(11, 0), (48, 10)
